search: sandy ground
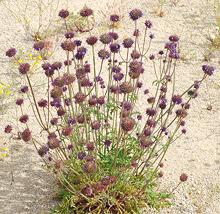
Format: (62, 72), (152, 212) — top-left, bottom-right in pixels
(0, 0), (220, 213)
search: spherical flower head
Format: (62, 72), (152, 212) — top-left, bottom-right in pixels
(113, 72), (124, 81)
(86, 36), (98, 45)
(83, 161), (97, 173)
(38, 99), (48, 108)
(145, 20), (152, 28)
(120, 82), (134, 94)
(50, 117), (59, 125)
(77, 151), (86, 160)
(110, 14), (120, 22)
(65, 31), (74, 39)
(61, 40), (75, 51)
(129, 9), (143, 21)
(146, 108), (157, 117)
(50, 87), (63, 99)
(4, 125), (12, 134)
(75, 47), (87, 60)
(104, 139), (112, 147)
(20, 85), (29, 93)
(97, 96), (105, 105)
(140, 138), (154, 148)
(74, 39), (82, 46)
(6, 48), (16, 57)
(159, 50), (164, 55)
(122, 101), (132, 111)
(81, 186), (93, 197)
(16, 98), (24, 106)
(100, 33), (112, 44)
(121, 117), (135, 132)
(147, 96), (155, 104)
(62, 126), (73, 136)
(131, 50), (141, 59)
(122, 38), (134, 48)
(38, 145), (48, 157)
(144, 128), (152, 137)
(169, 35), (179, 42)
(86, 143), (95, 151)
(172, 95), (182, 105)
(110, 43), (120, 53)
(63, 73), (76, 85)
(19, 114), (29, 123)
(88, 96), (97, 106)
(112, 66), (121, 73)
(176, 109), (187, 118)
(149, 54), (155, 60)
(98, 49), (110, 60)
(91, 120), (101, 130)
(74, 92), (86, 103)
(33, 41), (45, 51)
(59, 9), (69, 19)
(80, 7), (93, 17)
(202, 64), (215, 76)
(133, 29), (140, 37)
(135, 81), (142, 89)
(109, 32), (119, 40)
(52, 62), (62, 70)
(48, 138), (60, 149)
(180, 173), (188, 182)
(169, 50), (180, 59)
(57, 107), (66, 116)
(21, 128), (32, 142)
(19, 63), (30, 75)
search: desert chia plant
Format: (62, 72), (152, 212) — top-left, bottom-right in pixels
(5, 7), (217, 214)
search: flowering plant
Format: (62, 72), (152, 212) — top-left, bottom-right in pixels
(5, 7), (216, 213)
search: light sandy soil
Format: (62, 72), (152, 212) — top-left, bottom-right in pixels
(0, 0), (220, 213)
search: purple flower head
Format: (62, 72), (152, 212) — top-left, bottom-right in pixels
(202, 64), (215, 76)
(16, 98), (24, 106)
(65, 31), (75, 39)
(122, 38), (134, 48)
(100, 33), (112, 44)
(113, 72), (124, 81)
(91, 120), (101, 130)
(172, 95), (182, 105)
(86, 36), (98, 45)
(4, 125), (12, 134)
(75, 47), (87, 60)
(20, 85), (29, 93)
(104, 140), (112, 147)
(122, 101), (132, 111)
(129, 9), (143, 21)
(80, 7), (93, 17)
(98, 49), (110, 59)
(112, 66), (121, 73)
(52, 62), (62, 70)
(59, 9), (69, 19)
(149, 54), (155, 60)
(146, 108), (157, 117)
(110, 14), (120, 22)
(19, 114), (29, 123)
(68, 117), (76, 125)
(19, 63), (30, 75)
(77, 151), (86, 160)
(110, 43), (120, 53)
(6, 48), (16, 57)
(33, 41), (45, 51)
(38, 99), (48, 108)
(136, 81), (143, 88)
(74, 40), (82, 46)
(149, 33), (155, 39)
(109, 32), (119, 40)
(169, 35), (179, 42)
(131, 50), (141, 59)
(145, 20), (152, 28)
